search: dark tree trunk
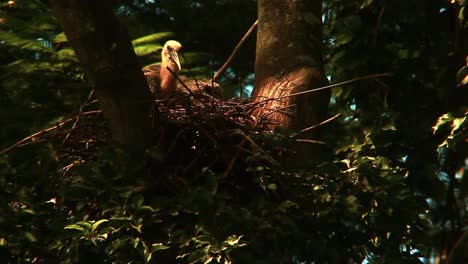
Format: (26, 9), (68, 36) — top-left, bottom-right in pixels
(49, 0), (153, 149)
(252, 0), (330, 156)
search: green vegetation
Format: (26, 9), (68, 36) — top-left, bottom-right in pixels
(0, 0), (466, 263)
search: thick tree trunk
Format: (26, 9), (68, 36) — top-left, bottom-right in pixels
(49, 0), (153, 148)
(252, 0), (330, 147)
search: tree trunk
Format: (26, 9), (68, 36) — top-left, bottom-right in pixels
(49, 0), (153, 149)
(252, 0), (330, 153)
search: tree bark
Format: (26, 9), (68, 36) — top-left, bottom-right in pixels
(49, 0), (153, 148)
(252, 0), (330, 149)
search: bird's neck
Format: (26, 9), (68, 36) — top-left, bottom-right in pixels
(160, 60), (179, 97)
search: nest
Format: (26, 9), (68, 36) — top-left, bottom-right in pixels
(158, 95), (255, 127)
(1, 90), (286, 183)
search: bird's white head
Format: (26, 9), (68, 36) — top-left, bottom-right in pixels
(162, 40), (182, 72)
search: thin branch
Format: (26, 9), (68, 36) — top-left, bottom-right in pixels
(296, 139), (326, 144)
(251, 73), (392, 106)
(372, 6), (385, 47)
(211, 19), (258, 82)
(166, 66), (212, 109)
(61, 89), (95, 146)
(297, 113), (341, 135)
(167, 66), (197, 98)
(231, 129), (279, 166)
(260, 104), (296, 119)
(0, 111), (101, 155)
(445, 230), (468, 264)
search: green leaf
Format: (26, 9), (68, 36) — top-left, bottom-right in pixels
(134, 43), (163, 57)
(457, 65), (468, 86)
(151, 243), (170, 251)
(56, 48), (77, 61)
(24, 232), (37, 242)
(0, 30), (52, 53)
(433, 113), (453, 133)
(132, 32), (175, 46)
(138, 205), (156, 212)
(54, 32), (67, 43)
(91, 219), (108, 231)
(224, 235), (243, 246)
(110, 216), (132, 221)
(64, 224), (85, 232)
(188, 249), (207, 264)
(360, 0), (374, 9)
(267, 183), (277, 191)
(133, 237), (140, 248)
(146, 252), (153, 263)
(75, 221), (92, 229)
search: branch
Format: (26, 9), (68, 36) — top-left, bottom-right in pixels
(0, 111), (101, 155)
(446, 230), (468, 264)
(61, 89), (95, 146)
(296, 139), (326, 145)
(297, 113), (341, 135)
(211, 20), (258, 82)
(250, 73), (392, 107)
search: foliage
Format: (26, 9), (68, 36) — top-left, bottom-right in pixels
(324, 0), (467, 262)
(0, 0), (467, 263)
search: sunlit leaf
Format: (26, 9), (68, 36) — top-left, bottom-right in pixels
(91, 219), (109, 231)
(134, 43), (162, 57)
(64, 224), (85, 232)
(132, 32), (175, 46)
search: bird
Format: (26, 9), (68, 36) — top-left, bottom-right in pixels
(144, 40), (182, 98)
(143, 40), (222, 99)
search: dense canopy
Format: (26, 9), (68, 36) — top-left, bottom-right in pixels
(0, 0), (466, 263)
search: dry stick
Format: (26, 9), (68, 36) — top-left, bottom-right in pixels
(167, 66), (210, 108)
(61, 89), (95, 146)
(296, 139), (326, 144)
(222, 140), (245, 178)
(211, 19), (258, 82)
(17, 139), (47, 148)
(178, 53), (203, 94)
(445, 230), (468, 264)
(233, 129), (278, 166)
(250, 73), (392, 107)
(167, 66), (197, 98)
(297, 113), (341, 135)
(260, 104), (296, 119)
(292, 114), (342, 145)
(0, 110), (102, 155)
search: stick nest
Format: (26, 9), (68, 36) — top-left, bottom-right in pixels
(2, 91), (286, 183)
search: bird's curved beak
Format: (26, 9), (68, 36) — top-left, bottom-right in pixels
(169, 50), (181, 71)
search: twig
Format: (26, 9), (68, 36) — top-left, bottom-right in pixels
(296, 139), (326, 144)
(0, 110), (101, 155)
(258, 105), (296, 125)
(180, 53), (203, 94)
(211, 20), (258, 82)
(372, 6), (385, 47)
(222, 140), (245, 178)
(167, 66), (210, 108)
(231, 129), (278, 166)
(445, 230), (468, 264)
(17, 139), (47, 148)
(296, 113), (341, 135)
(250, 73), (392, 106)
(167, 66), (197, 97)
(61, 89), (95, 146)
